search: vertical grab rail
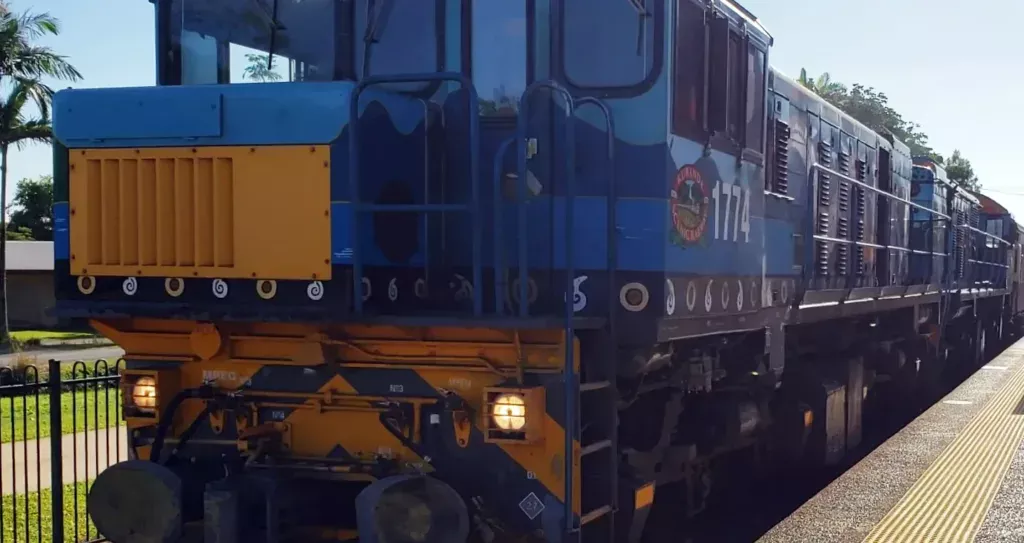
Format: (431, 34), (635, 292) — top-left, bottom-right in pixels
(348, 72), (482, 315)
(492, 137), (516, 315)
(514, 80), (577, 533)
(575, 97), (617, 325)
(515, 82), (575, 318)
(574, 96), (617, 523)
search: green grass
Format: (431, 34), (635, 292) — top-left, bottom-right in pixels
(0, 481), (92, 543)
(9, 331), (96, 343)
(0, 390), (124, 443)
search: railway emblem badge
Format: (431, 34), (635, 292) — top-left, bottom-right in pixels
(670, 164), (710, 247)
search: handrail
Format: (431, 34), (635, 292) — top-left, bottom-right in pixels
(492, 137), (516, 315)
(809, 236), (950, 257)
(968, 259), (1010, 269)
(573, 96), (617, 528)
(957, 222), (1011, 246)
(574, 97), (617, 330)
(810, 163), (951, 219)
(804, 162), (956, 303)
(515, 81), (576, 318)
(515, 79), (578, 534)
(348, 72), (482, 315)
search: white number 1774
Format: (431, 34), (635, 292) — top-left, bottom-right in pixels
(712, 180), (750, 243)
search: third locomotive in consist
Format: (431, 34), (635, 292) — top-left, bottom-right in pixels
(51, 0), (1024, 541)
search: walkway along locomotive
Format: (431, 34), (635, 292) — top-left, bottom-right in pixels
(51, 0), (1024, 541)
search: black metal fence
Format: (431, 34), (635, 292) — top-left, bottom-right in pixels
(0, 359), (123, 543)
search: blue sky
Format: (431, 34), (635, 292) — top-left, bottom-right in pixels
(19, 0), (1024, 215)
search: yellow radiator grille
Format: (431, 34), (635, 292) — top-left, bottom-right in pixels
(68, 146), (332, 281)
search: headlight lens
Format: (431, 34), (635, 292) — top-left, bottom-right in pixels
(491, 393), (526, 431)
(132, 376), (157, 411)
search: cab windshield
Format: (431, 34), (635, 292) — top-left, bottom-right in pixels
(166, 0), (440, 86)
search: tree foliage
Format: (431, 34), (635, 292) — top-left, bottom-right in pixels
(242, 53), (283, 82)
(7, 174), (51, 240)
(0, 78), (51, 149)
(4, 225), (30, 240)
(797, 69), (939, 160)
(945, 149), (980, 191)
(0, 5), (80, 345)
(0, 7), (81, 86)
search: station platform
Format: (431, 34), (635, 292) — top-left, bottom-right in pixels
(759, 338), (1024, 543)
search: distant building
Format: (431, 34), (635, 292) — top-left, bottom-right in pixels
(6, 241), (56, 329)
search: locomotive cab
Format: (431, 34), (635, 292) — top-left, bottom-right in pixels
(52, 0), (1024, 541)
(55, 0), (670, 542)
(45, 0), (863, 541)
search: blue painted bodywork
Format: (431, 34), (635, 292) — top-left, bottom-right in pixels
(52, 0), (784, 345)
(763, 69), (1009, 307)
(909, 162), (950, 286)
(52, 81), (426, 147)
(52, 0), (1010, 347)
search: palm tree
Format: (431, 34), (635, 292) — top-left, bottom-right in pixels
(797, 68), (845, 100)
(0, 6), (81, 347)
(0, 8), (81, 84)
(0, 79), (50, 344)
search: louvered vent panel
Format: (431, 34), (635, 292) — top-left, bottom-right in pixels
(83, 157), (235, 269)
(816, 141), (834, 275)
(836, 150), (852, 275)
(773, 121), (790, 194)
(855, 160), (868, 274)
(68, 146), (332, 281)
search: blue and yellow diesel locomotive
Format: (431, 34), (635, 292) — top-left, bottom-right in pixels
(51, 0), (1023, 541)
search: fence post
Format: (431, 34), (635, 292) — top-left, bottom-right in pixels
(49, 359), (64, 543)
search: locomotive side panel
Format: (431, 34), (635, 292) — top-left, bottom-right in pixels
(881, 138), (914, 294)
(764, 74), (804, 309)
(769, 70), (909, 306)
(658, 0), (776, 342)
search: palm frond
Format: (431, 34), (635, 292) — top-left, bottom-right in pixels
(0, 79), (52, 134)
(18, 77), (52, 120)
(0, 117), (51, 149)
(0, 7), (80, 82)
(16, 11), (60, 40)
(7, 46), (81, 81)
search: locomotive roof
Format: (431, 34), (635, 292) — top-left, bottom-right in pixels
(770, 68), (896, 152)
(970, 190), (1012, 217)
(718, 0), (773, 44)
(913, 157), (984, 205)
(913, 157), (950, 184)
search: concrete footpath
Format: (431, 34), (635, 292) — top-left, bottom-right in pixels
(0, 346), (126, 367)
(0, 426), (128, 495)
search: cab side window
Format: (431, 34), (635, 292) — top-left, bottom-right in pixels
(725, 31), (744, 141)
(746, 45), (766, 152)
(671, 1), (768, 155)
(671, 0), (706, 140)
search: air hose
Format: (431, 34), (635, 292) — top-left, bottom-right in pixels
(149, 386), (216, 464)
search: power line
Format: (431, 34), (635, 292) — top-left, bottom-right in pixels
(979, 188), (1024, 197)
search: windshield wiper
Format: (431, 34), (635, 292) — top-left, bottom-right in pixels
(626, 0), (650, 56)
(250, 0), (284, 72)
(362, 0), (395, 77)
(626, 0), (650, 16)
(267, 0), (280, 72)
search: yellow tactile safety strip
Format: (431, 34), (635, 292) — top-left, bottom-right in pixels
(864, 358), (1024, 543)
